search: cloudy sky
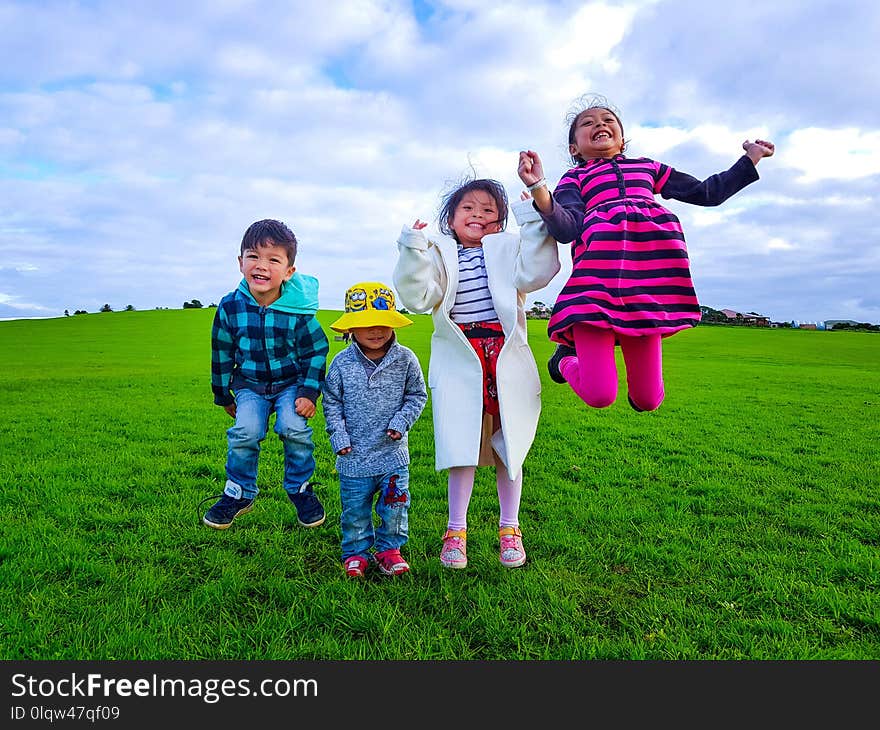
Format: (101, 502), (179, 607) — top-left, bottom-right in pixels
(1, 0), (878, 325)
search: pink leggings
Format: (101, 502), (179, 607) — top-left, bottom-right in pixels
(559, 324), (665, 411)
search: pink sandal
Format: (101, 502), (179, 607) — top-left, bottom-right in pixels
(440, 529), (467, 569)
(499, 526), (526, 568)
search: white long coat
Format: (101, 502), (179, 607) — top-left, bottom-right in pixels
(393, 199), (561, 480)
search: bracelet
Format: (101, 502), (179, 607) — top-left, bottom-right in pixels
(527, 178), (547, 192)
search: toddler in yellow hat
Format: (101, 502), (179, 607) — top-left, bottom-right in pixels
(323, 282), (427, 578)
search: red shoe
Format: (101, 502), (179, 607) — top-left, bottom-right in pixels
(375, 548), (410, 576)
(343, 555), (369, 578)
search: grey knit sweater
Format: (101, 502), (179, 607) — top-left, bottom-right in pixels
(322, 337), (427, 477)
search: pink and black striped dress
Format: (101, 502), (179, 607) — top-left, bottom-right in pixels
(540, 154), (759, 347)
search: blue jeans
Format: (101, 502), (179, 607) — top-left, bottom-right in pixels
(224, 386), (315, 499)
(339, 468), (410, 560)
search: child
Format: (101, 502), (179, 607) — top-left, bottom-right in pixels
(203, 219), (330, 530)
(322, 282), (427, 578)
(393, 177), (561, 569)
(518, 94), (775, 411)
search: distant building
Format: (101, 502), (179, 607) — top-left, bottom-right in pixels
(825, 319), (859, 329)
(526, 301), (552, 319)
(743, 311), (770, 327)
(719, 308), (769, 327)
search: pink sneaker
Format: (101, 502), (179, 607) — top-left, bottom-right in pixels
(343, 555), (369, 578)
(499, 526), (526, 568)
(375, 548), (410, 576)
(440, 529), (467, 569)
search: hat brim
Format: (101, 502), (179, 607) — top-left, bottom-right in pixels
(330, 309), (413, 333)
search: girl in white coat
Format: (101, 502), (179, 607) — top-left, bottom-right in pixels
(393, 178), (560, 569)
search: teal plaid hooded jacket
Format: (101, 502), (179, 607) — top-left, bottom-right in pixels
(211, 274), (329, 406)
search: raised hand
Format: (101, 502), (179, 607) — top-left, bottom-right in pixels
(518, 150), (545, 186)
(742, 139), (775, 165)
(413, 219), (428, 230)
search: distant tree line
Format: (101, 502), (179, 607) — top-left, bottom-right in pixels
(699, 307), (770, 326)
(64, 300), (217, 315)
(830, 322), (880, 332)
(526, 301), (552, 319)
(66, 300), (872, 331)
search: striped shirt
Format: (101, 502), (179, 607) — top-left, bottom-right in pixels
(450, 246), (499, 325)
(541, 154), (759, 341)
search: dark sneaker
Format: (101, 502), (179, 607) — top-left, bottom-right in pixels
(289, 481), (326, 527)
(203, 494), (254, 529)
(547, 344), (575, 384)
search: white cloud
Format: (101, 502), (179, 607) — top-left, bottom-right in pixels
(546, 3), (637, 69)
(628, 125), (689, 156)
(784, 128), (880, 182)
(0, 0), (877, 327)
(0, 291), (53, 311)
(765, 237), (796, 252)
(688, 209), (736, 227)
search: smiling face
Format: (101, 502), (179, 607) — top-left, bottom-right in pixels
(448, 190), (502, 248)
(569, 107), (625, 162)
(238, 241), (295, 306)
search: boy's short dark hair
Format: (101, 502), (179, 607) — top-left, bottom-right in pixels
(438, 178), (509, 240)
(240, 219), (297, 265)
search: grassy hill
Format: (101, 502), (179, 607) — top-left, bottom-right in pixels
(0, 310), (878, 659)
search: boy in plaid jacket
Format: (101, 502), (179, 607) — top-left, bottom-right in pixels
(203, 219), (330, 530)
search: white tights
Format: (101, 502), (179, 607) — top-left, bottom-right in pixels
(446, 451), (522, 531)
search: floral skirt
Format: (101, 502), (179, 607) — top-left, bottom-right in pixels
(458, 321), (504, 417)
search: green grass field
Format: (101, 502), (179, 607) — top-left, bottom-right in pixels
(1, 310), (878, 659)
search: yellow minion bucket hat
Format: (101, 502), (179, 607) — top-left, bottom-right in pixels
(330, 281), (413, 333)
